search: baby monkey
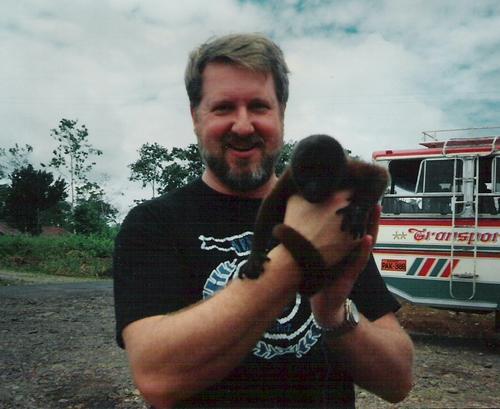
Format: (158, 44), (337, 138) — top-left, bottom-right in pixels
(238, 134), (388, 296)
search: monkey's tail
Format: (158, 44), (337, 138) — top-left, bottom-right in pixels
(272, 224), (328, 297)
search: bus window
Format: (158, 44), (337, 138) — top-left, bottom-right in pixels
(382, 158), (464, 215)
(381, 159), (421, 214)
(416, 159), (462, 193)
(416, 159), (463, 215)
(382, 159), (422, 214)
(388, 159), (421, 195)
(478, 157), (499, 215)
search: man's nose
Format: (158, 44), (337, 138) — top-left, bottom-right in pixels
(231, 108), (255, 135)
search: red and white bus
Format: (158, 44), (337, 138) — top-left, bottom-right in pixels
(372, 127), (500, 327)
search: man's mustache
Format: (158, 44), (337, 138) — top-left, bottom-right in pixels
(222, 133), (265, 150)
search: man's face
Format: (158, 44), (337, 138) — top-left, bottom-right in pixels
(192, 62), (284, 192)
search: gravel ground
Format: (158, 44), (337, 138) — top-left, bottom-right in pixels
(0, 270), (499, 409)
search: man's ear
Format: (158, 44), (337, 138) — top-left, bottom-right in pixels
(191, 107), (200, 137)
(190, 106), (198, 124)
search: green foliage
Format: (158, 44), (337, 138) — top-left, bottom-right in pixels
(0, 184), (9, 219)
(275, 140), (296, 176)
(159, 144), (204, 194)
(129, 142), (204, 198)
(159, 162), (187, 194)
(128, 142), (171, 197)
(170, 144), (204, 183)
(0, 143), (33, 181)
(0, 234), (115, 278)
(43, 118), (103, 208)
(38, 200), (72, 228)
(5, 165), (67, 235)
(38, 118), (118, 234)
(0, 144), (35, 223)
(72, 198), (118, 235)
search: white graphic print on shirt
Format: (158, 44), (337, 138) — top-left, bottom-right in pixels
(199, 233), (323, 360)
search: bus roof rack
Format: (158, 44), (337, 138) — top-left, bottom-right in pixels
(420, 127), (500, 155)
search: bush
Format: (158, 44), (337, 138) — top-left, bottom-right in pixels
(0, 234), (115, 278)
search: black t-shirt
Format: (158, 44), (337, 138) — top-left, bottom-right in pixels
(113, 179), (400, 408)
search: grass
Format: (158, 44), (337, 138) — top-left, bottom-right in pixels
(0, 234), (114, 278)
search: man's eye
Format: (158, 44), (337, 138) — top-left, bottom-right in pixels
(213, 104), (232, 113)
(251, 102), (270, 112)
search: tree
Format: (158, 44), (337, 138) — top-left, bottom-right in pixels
(0, 144), (35, 221)
(170, 144), (204, 182)
(38, 200), (72, 228)
(43, 118), (103, 208)
(4, 165), (67, 235)
(158, 144), (203, 194)
(0, 184), (9, 220)
(129, 143), (204, 198)
(128, 142), (171, 198)
(72, 197), (118, 235)
(275, 140), (296, 176)
(0, 143), (33, 181)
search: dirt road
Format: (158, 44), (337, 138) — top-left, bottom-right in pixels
(0, 271), (498, 408)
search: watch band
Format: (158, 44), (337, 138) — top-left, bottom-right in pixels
(316, 298), (360, 338)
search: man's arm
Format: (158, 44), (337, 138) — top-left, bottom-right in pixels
(325, 311), (414, 403)
(122, 245), (302, 409)
(286, 197), (414, 403)
(310, 238), (414, 403)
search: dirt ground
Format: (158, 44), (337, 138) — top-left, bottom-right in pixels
(0, 270), (499, 409)
(357, 304), (499, 408)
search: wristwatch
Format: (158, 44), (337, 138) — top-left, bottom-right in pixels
(317, 298), (360, 338)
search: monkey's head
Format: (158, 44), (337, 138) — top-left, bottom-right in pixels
(291, 134), (347, 203)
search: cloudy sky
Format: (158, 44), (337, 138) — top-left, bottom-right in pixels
(2, 0), (500, 218)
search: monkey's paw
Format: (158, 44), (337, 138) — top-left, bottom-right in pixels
(238, 252), (270, 279)
(337, 204), (369, 239)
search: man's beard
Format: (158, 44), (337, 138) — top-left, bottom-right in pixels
(199, 134), (281, 193)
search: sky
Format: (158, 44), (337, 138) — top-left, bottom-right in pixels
(2, 0), (500, 219)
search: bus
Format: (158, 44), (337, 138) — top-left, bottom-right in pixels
(372, 127), (500, 329)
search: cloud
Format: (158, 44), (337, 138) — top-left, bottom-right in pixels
(1, 0), (499, 217)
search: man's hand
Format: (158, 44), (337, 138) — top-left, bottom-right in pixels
(310, 205), (380, 328)
(283, 189), (360, 266)
(283, 190), (381, 327)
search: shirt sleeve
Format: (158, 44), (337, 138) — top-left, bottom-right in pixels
(113, 202), (186, 348)
(349, 255), (400, 322)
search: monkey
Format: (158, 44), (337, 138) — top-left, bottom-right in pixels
(238, 134), (389, 296)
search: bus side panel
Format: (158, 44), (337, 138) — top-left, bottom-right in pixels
(374, 219), (500, 311)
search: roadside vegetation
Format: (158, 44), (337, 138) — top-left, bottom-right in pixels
(0, 118), (298, 281)
(0, 233), (115, 278)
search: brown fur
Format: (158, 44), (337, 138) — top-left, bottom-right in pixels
(238, 134), (388, 293)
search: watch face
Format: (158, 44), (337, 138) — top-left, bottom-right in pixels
(318, 299), (359, 337)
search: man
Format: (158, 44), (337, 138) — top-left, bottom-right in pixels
(113, 33), (414, 409)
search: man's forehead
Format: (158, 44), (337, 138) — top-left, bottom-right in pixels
(201, 62), (276, 98)
(202, 61), (271, 80)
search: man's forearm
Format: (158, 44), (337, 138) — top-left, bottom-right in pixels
(123, 246), (302, 408)
(324, 313), (414, 403)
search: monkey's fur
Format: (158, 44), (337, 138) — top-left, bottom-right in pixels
(238, 134), (388, 296)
